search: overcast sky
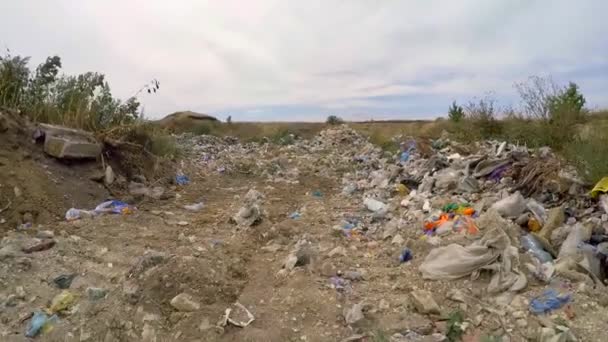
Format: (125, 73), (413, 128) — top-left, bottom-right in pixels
(1, 1), (607, 121)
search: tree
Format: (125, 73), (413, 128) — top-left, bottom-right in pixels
(226, 115), (232, 124)
(326, 115), (344, 125)
(0, 51), (30, 107)
(448, 101), (464, 122)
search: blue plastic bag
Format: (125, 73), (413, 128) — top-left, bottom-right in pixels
(529, 289), (571, 314)
(399, 248), (413, 263)
(176, 174), (190, 185)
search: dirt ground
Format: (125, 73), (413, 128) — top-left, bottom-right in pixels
(1, 112), (607, 342)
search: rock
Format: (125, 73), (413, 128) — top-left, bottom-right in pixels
(87, 287), (108, 300)
(15, 286), (26, 299)
(105, 166), (115, 185)
(364, 198), (387, 212)
(343, 270), (364, 281)
(319, 261), (338, 277)
(391, 234), (405, 245)
(0, 245), (18, 260)
(284, 254), (298, 270)
(410, 290), (440, 314)
(491, 192), (527, 218)
(343, 303), (365, 325)
(446, 289), (466, 303)
(4, 294), (19, 306)
(44, 134), (101, 159)
(36, 230), (54, 239)
(170, 293), (200, 312)
(328, 246), (347, 257)
(21, 239), (56, 253)
(128, 251), (168, 277)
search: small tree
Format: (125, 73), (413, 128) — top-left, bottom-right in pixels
(448, 101), (464, 122)
(226, 115), (232, 124)
(326, 115), (344, 125)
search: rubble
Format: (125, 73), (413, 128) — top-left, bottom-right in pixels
(2, 123), (607, 341)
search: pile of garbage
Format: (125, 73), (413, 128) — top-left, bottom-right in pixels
(171, 125), (608, 341)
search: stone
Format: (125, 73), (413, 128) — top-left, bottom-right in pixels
(319, 261), (338, 277)
(284, 254), (298, 270)
(343, 303), (364, 325)
(15, 286), (26, 299)
(44, 135), (101, 159)
(391, 234), (405, 245)
(87, 287), (108, 300)
(36, 230), (54, 239)
(343, 270), (364, 281)
(328, 246), (347, 257)
(170, 293), (200, 312)
(105, 166), (115, 185)
(410, 290), (440, 314)
(0, 245), (18, 260)
(446, 289), (466, 303)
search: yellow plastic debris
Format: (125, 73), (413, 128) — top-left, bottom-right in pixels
(528, 218), (542, 232)
(49, 290), (76, 313)
(590, 177), (608, 198)
(396, 183), (409, 196)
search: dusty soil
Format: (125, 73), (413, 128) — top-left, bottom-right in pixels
(1, 113), (606, 342)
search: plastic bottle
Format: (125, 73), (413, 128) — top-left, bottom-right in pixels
(521, 234), (553, 263)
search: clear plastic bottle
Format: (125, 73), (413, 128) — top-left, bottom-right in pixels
(521, 234), (553, 263)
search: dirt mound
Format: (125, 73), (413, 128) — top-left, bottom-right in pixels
(0, 109), (109, 230)
(157, 110), (218, 131)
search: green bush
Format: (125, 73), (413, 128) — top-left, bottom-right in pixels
(0, 50), (152, 131)
(464, 96), (502, 139)
(447, 101), (464, 122)
(326, 115), (344, 125)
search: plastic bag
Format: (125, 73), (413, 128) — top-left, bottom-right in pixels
(25, 312), (58, 337)
(49, 290), (76, 313)
(529, 289), (570, 314)
(94, 200), (133, 215)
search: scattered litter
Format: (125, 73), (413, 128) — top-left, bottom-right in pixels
(218, 302), (255, 328)
(399, 248), (413, 263)
(184, 202), (204, 212)
(65, 200), (135, 221)
(175, 173), (190, 185)
(25, 311), (58, 338)
(52, 274), (77, 289)
(49, 290), (76, 313)
(289, 211), (301, 219)
(529, 289), (571, 314)
(590, 177), (608, 198)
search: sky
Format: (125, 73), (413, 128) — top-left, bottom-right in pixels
(1, 1), (607, 121)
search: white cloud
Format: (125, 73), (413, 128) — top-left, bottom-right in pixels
(1, 0), (606, 119)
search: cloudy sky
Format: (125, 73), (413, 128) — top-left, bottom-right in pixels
(1, 1), (607, 121)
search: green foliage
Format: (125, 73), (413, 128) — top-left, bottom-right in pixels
(448, 101), (465, 122)
(446, 310), (465, 342)
(464, 96), (502, 139)
(372, 330), (390, 342)
(268, 129), (298, 145)
(0, 49), (153, 131)
(0, 51), (30, 107)
(564, 123), (608, 184)
(326, 115), (344, 125)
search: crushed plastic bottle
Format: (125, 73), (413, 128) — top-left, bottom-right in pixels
(25, 312), (59, 337)
(521, 234), (553, 263)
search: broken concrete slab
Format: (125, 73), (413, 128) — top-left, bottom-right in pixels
(44, 135), (101, 159)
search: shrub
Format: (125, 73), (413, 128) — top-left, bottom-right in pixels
(326, 115), (344, 125)
(464, 95), (502, 139)
(447, 101), (464, 122)
(0, 49), (156, 131)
